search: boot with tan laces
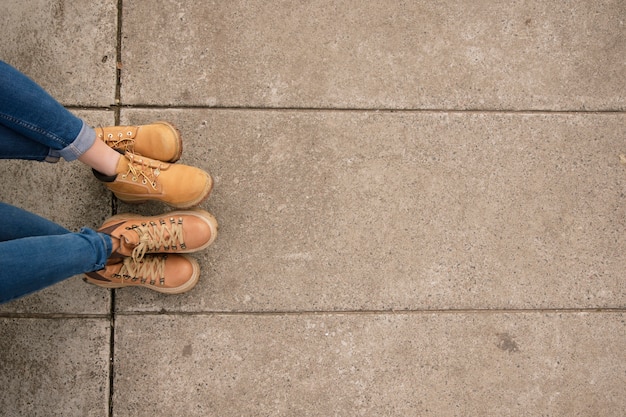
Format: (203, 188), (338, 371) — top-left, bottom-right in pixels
(84, 254), (200, 294)
(96, 121), (183, 163)
(93, 151), (213, 209)
(97, 209), (218, 262)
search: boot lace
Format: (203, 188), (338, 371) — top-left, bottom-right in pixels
(120, 153), (163, 190)
(113, 256), (167, 287)
(99, 128), (135, 152)
(126, 217), (186, 261)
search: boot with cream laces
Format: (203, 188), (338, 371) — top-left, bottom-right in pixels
(96, 121), (182, 163)
(94, 151), (213, 209)
(84, 254), (200, 294)
(98, 209), (217, 261)
(84, 209), (218, 294)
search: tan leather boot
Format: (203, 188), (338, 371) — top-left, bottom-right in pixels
(95, 152), (213, 208)
(99, 209), (218, 262)
(96, 121), (182, 162)
(84, 254), (199, 294)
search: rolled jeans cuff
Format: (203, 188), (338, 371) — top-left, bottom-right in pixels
(92, 230), (113, 271)
(46, 122), (96, 162)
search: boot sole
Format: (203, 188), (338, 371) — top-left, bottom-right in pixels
(100, 208), (219, 251)
(84, 255), (200, 294)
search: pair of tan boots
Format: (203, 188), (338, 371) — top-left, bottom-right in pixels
(85, 122), (217, 294)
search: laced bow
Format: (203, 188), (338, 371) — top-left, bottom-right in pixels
(113, 256), (167, 287)
(126, 217), (186, 261)
(120, 153), (163, 190)
(101, 129), (135, 151)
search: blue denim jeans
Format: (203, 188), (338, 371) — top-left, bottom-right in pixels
(0, 60), (96, 162)
(0, 60), (112, 304)
(0, 203), (112, 303)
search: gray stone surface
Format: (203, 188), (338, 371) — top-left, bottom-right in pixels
(115, 109), (626, 313)
(121, 0), (626, 110)
(0, 0), (118, 106)
(0, 318), (110, 417)
(0, 110), (114, 315)
(113, 312), (626, 417)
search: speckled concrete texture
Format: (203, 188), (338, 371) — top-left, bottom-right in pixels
(0, 0), (118, 106)
(113, 313), (626, 417)
(121, 0), (626, 110)
(0, 0), (625, 416)
(0, 318), (110, 417)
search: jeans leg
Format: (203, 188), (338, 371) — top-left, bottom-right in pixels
(0, 124), (50, 161)
(0, 228), (112, 304)
(0, 60), (96, 162)
(0, 202), (70, 241)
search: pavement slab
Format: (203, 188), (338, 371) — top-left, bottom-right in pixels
(113, 312), (626, 417)
(121, 0), (626, 110)
(115, 109), (626, 313)
(0, 0), (118, 107)
(0, 318), (110, 417)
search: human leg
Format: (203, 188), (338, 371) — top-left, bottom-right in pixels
(0, 205), (218, 302)
(0, 62), (180, 164)
(0, 202), (69, 241)
(0, 203), (112, 304)
(0, 60), (96, 162)
(0, 124), (51, 161)
(0, 62), (217, 302)
(0, 61), (212, 201)
(0, 228), (112, 304)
